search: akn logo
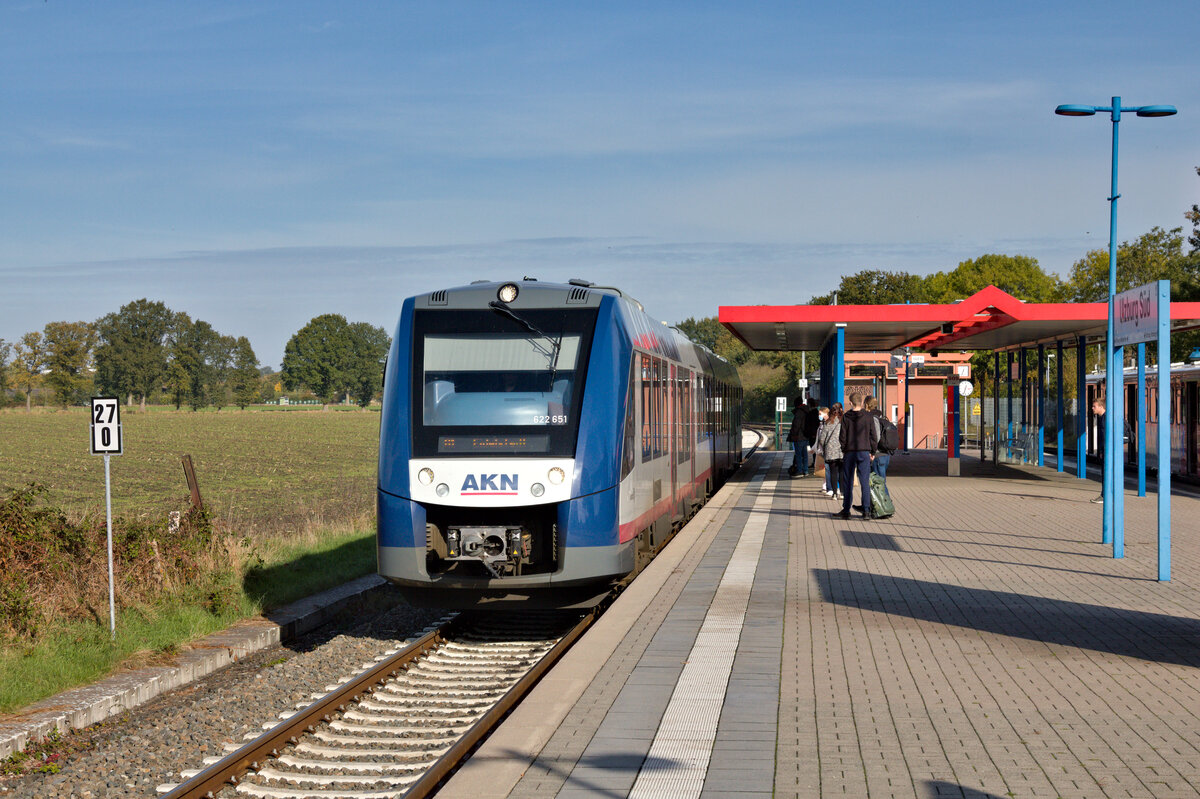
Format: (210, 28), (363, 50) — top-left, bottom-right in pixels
(461, 474), (519, 494)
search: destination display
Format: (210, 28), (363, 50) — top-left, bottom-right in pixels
(438, 434), (550, 453)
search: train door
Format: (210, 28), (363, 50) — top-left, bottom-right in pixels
(1187, 381), (1198, 477)
(1126, 382), (1138, 465)
(687, 372), (695, 490)
(668, 363), (677, 512)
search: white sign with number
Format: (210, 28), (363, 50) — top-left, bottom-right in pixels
(910, 354), (926, 365)
(776, 396), (788, 413)
(90, 397), (123, 455)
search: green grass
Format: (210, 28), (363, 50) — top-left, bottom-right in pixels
(244, 527), (378, 608)
(0, 406), (380, 538)
(0, 600), (250, 712)
(0, 406), (384, 713)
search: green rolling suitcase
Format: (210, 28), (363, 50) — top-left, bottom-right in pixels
(869, 473), (893, 519)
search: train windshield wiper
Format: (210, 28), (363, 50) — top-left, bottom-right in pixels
(488, 301), (563, 389)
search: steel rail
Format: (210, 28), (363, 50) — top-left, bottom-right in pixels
(159, 621), (452, 799)
(160, 609), (596, 799)
(399, 609), (596, 798)
(743, 428), (765, 459)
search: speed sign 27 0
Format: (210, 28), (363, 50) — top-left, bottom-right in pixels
(90, 397), (123, 455)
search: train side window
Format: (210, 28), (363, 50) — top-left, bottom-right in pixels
(675, 371), (684, 465)
(653, 358), (663, 459)
(665, 362), (675, 462)
(683, 373), (692, 462)
(641, 355), (652, 463)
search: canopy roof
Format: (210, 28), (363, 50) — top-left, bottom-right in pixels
(720, 285), (1200, 353)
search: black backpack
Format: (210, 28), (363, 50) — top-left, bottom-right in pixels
(877, 415), (899, 453)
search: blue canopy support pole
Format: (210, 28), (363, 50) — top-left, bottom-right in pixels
(833, 325), (845, 408)
(993, 351), (1001, 467)
(1056, 339), (1065, 473)
(1113, 342), (1124, 558)
(1006, 351), (1014, 459)
(1102, 100), (1121, 550)
(1019, 349), (1028, 462)
(1137, 342), (1146, 497)
(1037, 344), (1046, 467)
(1156, 281), (1171, 581)
(819, 324), (846, 409)
(1077, 336), (1087, 479)
(904, 351), (910, 451)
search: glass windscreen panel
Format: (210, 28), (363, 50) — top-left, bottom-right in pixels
(412, 308), (597, 457)
(423, 334), (583, 427)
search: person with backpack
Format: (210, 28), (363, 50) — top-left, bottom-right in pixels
(834, 392), (877, 520)
(865, 396), (898, 499)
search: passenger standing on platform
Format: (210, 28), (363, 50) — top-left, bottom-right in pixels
(786, 397), (811, 478)
(818, 404), (844, 500)
(802, 396), (821, 472)
(834, 393), (877, 519)
(1090, 397), (1106, 504)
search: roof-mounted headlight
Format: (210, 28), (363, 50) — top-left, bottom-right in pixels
(498, 283), (519, 303)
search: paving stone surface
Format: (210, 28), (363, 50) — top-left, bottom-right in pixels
(493, 449), (1200, 798)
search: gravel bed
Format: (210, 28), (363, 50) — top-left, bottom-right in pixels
(0, 587), (447, 799)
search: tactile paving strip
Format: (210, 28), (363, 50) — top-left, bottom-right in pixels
(627, 458), (775, 799)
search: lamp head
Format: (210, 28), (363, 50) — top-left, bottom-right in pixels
(1136, 105), (1177, 117)
(1055, 104), (1097, 116)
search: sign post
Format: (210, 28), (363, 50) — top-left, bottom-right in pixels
(775, 396), (787, 451)
(90, 397), (123, 638)
(1113, 280), (1171, 579)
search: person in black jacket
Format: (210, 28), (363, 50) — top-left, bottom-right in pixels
(786, 396), (810, 477)
(1091, 397), (1105, 504)
(801, 396), (820, 472)
(834, 392), (878, 519)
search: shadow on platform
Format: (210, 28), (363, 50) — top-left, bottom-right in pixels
(815, 568), (1200, 667)
(497, 748), (686, 798)
(924, 780), (1008, 799)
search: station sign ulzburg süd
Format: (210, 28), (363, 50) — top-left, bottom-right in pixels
(1114, 282), (1159, 347)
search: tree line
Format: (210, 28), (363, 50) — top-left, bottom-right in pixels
(679, 188), (1200, 422)
(0, 301), (390, 412)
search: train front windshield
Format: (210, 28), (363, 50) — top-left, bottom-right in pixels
(412, 308), (598, 457)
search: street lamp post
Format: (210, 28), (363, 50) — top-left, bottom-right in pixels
(1055, 97), (1176, 555)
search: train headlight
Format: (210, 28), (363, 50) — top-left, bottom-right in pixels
(498, 283), (519, 303)
(418, 468), (434, 485)
(548, 467), (565, 485)
(436, 483), (450, 497)
(530, 482), (545, 497)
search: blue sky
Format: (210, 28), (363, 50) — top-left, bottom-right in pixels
(2, 1), (1197, 366)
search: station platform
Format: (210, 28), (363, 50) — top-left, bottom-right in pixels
(439, 449), (1200, 799)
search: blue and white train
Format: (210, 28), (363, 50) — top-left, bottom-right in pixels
(377, 279), (743, 608)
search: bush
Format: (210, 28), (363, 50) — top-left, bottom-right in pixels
(0, 484), (246, 640)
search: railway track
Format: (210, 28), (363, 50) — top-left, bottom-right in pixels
(159, 610), (591, 799)
(743, 425), (767, 459)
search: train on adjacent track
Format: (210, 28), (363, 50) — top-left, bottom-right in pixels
(1084, 362), (1200, 481)
(376, 278), (743, 608)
